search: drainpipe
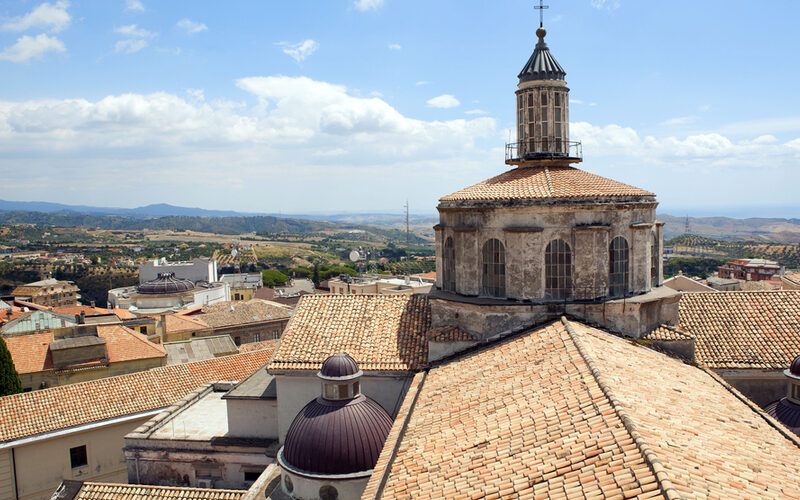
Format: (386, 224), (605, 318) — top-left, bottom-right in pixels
(11, 447), (19, 500)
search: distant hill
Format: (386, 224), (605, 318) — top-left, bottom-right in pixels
(659, 214), (800, 243)
(0, 199), (249, 218)
(0, 210), (425, 243)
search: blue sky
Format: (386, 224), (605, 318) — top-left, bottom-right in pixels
(1, 0), (798, 217)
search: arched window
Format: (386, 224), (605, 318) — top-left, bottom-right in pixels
(443, 237), (456, 292)
(609, 236), (629, 297)
(650, 232), (659, 285)
(545, 239), (572, 299)
(481, 239), (506, 298)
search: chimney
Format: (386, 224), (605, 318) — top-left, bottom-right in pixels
(79, 310), (86, 324)
(160, 313), (167, 343)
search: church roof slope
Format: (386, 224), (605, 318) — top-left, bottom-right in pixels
(439, 165), (654, 204)
(268, 295), (430, 373)
(674, 290), (800, 369)
(365, 319), (800, 499)
(199, 299), (291, 328)
(0, 348), (276, 444)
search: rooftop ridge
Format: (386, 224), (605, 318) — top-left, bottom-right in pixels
(78, 481), (248, 494)
(561, 317), (682, 500)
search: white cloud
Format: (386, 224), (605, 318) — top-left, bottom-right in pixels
(115, 39), (147, 53)
(124, 0), (144, 12)
(176, 18), (207, 34)
(0, 33), (65, 62)
(465, 109), (487, 115)
(1, 1), (71, 33)
(660, 116), (696, 126)
(591, 0), (620, 10)
(388, 43), (402, 51)
(115, 24), (154, 38)
(185, 88), (205, 101)
(354, 0), (384, 11)
(426, 94), (460, 109)
(571, 99), (584, 104)
(114, 24), (155, 53)
(415, 81), (429, 86)
(277, 39), (319, 62)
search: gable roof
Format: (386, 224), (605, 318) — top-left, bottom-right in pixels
(2, 331), (53, 374)
(439, 165), (654, 204)
(0, 348), (275, 444)
(65, 482), (246, 500)
(655, 291), (800, 369)
(199, 299), (291, 328)
(156, 313), (211, 334)
(365, 318), (800, 499)
(268, 295), (431, 372)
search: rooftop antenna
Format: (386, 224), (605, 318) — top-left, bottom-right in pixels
(535, 0), (549, 28)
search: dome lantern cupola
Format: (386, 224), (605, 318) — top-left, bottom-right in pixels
(508, 2), (581, 165)
(765, 355), (800, 438)
(318, 353), (363, 400)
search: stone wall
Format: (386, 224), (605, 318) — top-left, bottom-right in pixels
(435, 201), (660, 301)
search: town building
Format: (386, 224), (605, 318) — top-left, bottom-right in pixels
(327, 274), (433, 296)
(196, 299), (292, 346)
(107, 273), (230, 314)
(220, 273), (263, 302)
(662, 273), (717, 293)
(139, 258), (219, 284)
(706, 275), (741, 291)
(718, 258), (783, 281)
(148, 313), (213, 343)
(3, 323), (166, 391)
(0, 348), (275, 500)
(11, 279), (80, 308)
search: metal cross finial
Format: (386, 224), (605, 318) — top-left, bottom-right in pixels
(535, 0), (549, 28)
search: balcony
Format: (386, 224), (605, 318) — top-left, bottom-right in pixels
(505, 139), (582, 164)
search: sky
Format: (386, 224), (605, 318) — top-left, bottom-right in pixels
(0, 0), (799, 217)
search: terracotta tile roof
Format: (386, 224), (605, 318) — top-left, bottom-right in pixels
(426, 325), (475, 342)
(199, 299), (291, 328)
(643, 324), (693, 341)
(673, 291), (800, 369)
(151, 313), (210, 334)
(51, 306), (114, 317)
(97, 324), (166, 363)
(268, 295), (430, 372)
(4, 325), (165, 374)
(3, 331), (53, 374)
(366, 320), (661, 499)
(72, 482), (246, 499)
(783, 272), (800, 287)
(439, 165), (655, 203)
(237, 338), (280, 354)
(0, 348), (276, 443)
(366, 319), (800, 499)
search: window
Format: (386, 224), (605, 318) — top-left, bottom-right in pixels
(540, 91), (549, 152)
(481, 239), (506, 298)
(324, 383), (335, 399)
(319, 485), (339, 500)
(234, 336), (241, 346)
(70, 445), (88, 469)
(338, 384), (349, 398)
(284, 474), (294, 493)
(272, 330), (280, 340)
(651, 232), (659, 285)
(609, 237), (629, 297)
(442, 237), (456, 292)
(244, 470), (263, 482)
(353, 381), (360, 396)
(545, 239), (572, 300)
(253, 333), (260, 342)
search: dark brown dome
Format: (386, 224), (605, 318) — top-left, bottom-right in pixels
(790, 355), (800, 376)
(320, 353), (360, 379)
(282, 395), (392, 475)
(137, 273), (195, 295)
(766, 398), (800, 438)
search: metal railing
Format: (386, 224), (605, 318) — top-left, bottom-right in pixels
(505, 139), (582, 162)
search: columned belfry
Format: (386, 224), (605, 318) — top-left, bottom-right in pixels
(430, 4), (680, 339)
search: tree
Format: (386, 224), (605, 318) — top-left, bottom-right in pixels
(0, 337), (23, 396)
(262, 269), (290, 288)
(312, 263), (321, 286)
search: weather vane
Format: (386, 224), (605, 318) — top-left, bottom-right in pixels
(535, 0), (549, 28)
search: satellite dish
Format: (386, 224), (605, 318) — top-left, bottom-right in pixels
(349, 250), (361, 262)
